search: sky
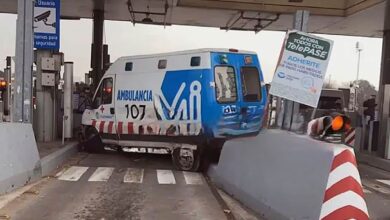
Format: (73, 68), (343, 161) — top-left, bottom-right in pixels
(0, 13), (384, 88)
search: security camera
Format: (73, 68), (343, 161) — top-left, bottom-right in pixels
(35, 11), (51, 22)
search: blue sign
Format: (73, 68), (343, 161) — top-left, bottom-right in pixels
(34, 0), (60, 50)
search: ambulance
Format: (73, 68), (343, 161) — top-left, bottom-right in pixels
(80, 48), (267, 171)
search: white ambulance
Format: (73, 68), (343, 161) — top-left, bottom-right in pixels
(80, 48), (267, 171)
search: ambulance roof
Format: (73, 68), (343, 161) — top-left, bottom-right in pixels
(117, 48), (257, 61)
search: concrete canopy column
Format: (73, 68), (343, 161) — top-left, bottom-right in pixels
(13, 0), (34, 123)
(91, 8), (104, 91)
(378, 0), (390, 158)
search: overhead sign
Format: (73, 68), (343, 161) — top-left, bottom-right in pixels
(269, 30), (333, 107)
(34, 0), (60, 50)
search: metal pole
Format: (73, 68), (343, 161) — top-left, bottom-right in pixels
(63, 62), (74, 139)
(35, 50), (54, 142)
(4, 68), (11, 115)
(355, 43), (362, 112)
(13, 0), (34, 123)
(356, 48), (362, 81)
(0, 91), (3, 122)
(284, 10), (309, 131)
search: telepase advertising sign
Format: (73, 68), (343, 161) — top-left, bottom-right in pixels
(269, 30), (333, 108)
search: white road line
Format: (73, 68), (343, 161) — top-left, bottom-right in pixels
(183, 171), (203, 185)
(363, 179), (390, 194)
(363, 188), (372, 194)
(124, 168), (144, 183)
(88, 167), (114, 182)
(57, 166), (89, 181)
(377, 179), (390, 187)
(157, 169), (176, 184)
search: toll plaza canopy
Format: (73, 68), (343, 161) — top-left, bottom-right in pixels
(0, 0), (386, 37)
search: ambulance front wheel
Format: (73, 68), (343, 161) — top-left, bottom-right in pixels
(172, 147), (201, 172)
(83, 126), (105, 153)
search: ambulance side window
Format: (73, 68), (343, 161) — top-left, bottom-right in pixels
(93, 78), (113, 107)
(214, 66), (237, 103)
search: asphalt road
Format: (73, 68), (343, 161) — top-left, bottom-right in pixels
(2, 148), (390, 220)
(359, 163), (390, 220)
(0, 151), (227, 220)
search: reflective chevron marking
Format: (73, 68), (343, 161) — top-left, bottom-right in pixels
(320, 148), (369, 220)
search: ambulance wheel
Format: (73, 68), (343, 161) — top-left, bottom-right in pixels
(83, 127), (105, 153)
(172, 147), (201, 172)
(208, 140), (225, 163)
(199, 140), (224, 171)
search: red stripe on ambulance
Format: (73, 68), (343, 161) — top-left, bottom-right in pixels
(117, 121), (123, 134)
(108, 121), (114, 134)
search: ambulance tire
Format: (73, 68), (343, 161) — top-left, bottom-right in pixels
(199, 140), (224, 171)
(172, 146), (202, 172)
(83, 127), (105, 153)
(207, 140), (225, 163)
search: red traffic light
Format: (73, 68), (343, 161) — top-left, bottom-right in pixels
(308, 114), (352, 143)
(0, 80), (7, 91)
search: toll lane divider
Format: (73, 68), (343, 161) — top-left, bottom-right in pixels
(0, 123), (41, 195)
(0, 123), (78, 195)
(207, 129), (368, 220)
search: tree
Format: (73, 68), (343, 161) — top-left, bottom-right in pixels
(352, 80), (378, 111)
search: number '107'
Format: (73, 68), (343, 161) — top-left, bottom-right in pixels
(125, 104), (146, 120)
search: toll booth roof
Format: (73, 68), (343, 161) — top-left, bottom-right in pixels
(0, 0), (386, 37)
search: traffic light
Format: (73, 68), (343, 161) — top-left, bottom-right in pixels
(308, 114), (352, 143)
(324, 115), (351, 134)
(0, 79), (7, 91)
(363, 98), (376, 119)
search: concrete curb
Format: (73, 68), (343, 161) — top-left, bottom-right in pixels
(356, 152), (390, 173)
(40, 142), (78, 177)
(0, 123), (41, 195)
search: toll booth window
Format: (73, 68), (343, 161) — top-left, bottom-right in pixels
(158, 59), (167, 69)
(240, 67), (261, 102)
(191, 56), (201, 67)
(93, 78), (113, 107)
(318, 97), (342, 110)
(214, 66), (237, 103)
(125, 62), (133, 71)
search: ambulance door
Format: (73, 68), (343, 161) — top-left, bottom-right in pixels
(91, 76), (118, 142)
(214, 65), (241, 128)
(238, 65), (263, 132)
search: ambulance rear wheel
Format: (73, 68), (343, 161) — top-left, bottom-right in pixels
(84, 127), (105, 153)
(172, 147), (201, 172)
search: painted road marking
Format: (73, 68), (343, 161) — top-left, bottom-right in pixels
(363, 179), (390, 195)
(124, 168), (144, 183)
(377, 179), (390, 187)
(183, 171), (203, 185)
(157, 169), (176, 184)
(363, 187), (372, 194)
(57, 166), (89, 181)
(88, 167), (114, 182)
